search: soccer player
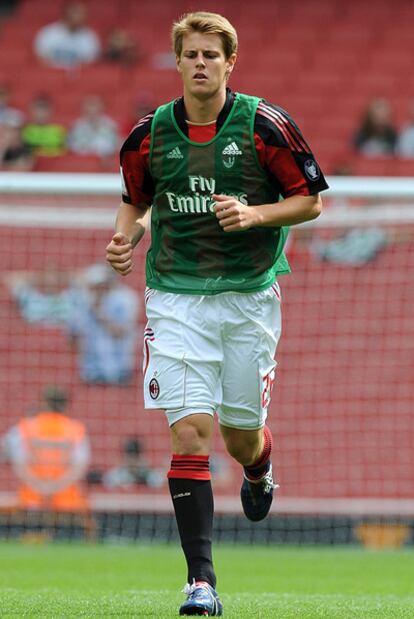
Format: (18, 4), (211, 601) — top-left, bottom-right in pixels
(106, 11), (328, 616)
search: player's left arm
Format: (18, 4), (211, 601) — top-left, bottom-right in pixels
(215, 101), (328, 232)
(214, 192), (322, 231)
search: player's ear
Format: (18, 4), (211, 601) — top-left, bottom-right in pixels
(176, 56), (182, 74)
(225, 53), (237, 78)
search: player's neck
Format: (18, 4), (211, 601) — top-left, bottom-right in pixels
(183, 88), (226, 124)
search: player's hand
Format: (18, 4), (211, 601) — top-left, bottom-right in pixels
(213, 194), (259, 232)
(106, 232), (133, 276)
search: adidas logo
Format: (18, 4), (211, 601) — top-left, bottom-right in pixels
(167, 146), (184, 159)
(222, 141), (242, 156)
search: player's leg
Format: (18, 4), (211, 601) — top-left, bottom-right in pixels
(168, 411), (216, 587)
(218, 286), (281, 521)
(168, 411), (222, 616)
(143, 290), (223, 615)
(220, 423), (277, 522)
(219, 425), (264, 468)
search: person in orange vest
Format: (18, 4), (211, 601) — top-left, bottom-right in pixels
(2, 386), (90, 512)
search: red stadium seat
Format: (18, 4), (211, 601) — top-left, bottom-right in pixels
(350, 155), (407, 177)
(34, 154), (105, 173)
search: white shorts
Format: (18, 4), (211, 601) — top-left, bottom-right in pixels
(143, 285), (282, 429)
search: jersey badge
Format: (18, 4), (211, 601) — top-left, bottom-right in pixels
(222, 141), (242, 169)
(149, 378), (160, 399)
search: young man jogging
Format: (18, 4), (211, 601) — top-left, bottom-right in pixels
(106, 11), (328, 616)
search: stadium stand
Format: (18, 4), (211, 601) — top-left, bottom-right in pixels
(0, 0), (413, 174)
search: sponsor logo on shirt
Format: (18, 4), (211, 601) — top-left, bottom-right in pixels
(304, 159), (320, 181)
(165, 175), (248, 214)
(166, 146), (184, 159)
(222, 141), (242, 169)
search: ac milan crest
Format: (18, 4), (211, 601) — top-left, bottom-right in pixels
(149, 378), (160, 399)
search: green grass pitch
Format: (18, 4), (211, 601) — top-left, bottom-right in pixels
(1, 542), (414, 617)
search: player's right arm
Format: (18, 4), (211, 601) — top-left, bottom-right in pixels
(106, 202), (150, 276)
(106, 111), (155, 276)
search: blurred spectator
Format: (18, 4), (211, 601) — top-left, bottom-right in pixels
(0, 0), (19, 17)
(67, 263), (139, 385)
(0, 84), (25, 127)
(0, 120), (34, 171)
(4, 264), (139, 385)
(353, 98), (397, 156)
(1, 386), (90, 512)
(122, 93), (155, 136)
(312, 228), (387, 266)
(396, 100), (414, 158)
(67, 95), (119, 159)
(103, 28), (141, 67)
(22, 95), (67, 157)
(4, 268), (74, 325)
(103, 437), (163, 488)
(34, 1), (101, 70)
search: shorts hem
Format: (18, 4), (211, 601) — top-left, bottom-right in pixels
(218, 419), (266, 430)
(144, 401), (183, 410)
(165, 407), (215, 428)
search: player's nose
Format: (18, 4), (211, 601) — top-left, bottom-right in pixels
(195, 52), (206, 66)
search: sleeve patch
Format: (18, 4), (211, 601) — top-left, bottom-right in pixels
(303, 159), (321, 181)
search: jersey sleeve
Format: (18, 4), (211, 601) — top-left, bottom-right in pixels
(254, 101), (329, 198)
(120, 112), (155, 207)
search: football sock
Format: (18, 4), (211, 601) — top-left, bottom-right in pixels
(168, 455), (216, 588)
(243, 425), (273, 481)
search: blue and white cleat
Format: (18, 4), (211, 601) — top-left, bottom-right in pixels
(179, 580), (223, 616)
(240, 463), (279, 522)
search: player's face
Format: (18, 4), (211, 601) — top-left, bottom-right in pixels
(177, 31), (236, 100)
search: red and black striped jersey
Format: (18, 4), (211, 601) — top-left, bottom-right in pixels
(120, 89), (328, 207)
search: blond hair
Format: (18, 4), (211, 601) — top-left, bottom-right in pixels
(172, 12), (238, 59)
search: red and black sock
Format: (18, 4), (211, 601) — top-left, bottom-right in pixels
(168, 455), (216, 588)
(243, 425), (273, 481)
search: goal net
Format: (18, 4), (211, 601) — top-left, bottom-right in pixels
(0, 173), (413, 545)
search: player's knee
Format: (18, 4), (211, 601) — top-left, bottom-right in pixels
(221, 425), (263, 465)
(171, 417), (211, 455)
(226, 439), (261, 466)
